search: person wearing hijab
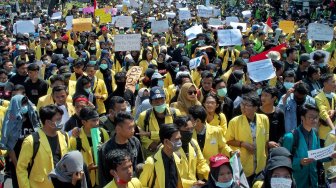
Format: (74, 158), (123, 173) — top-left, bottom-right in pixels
(134, 88), (151, 120)
(227, 70), (244, 101)
(171, 82), (202, 115)
(202, 154), (239, 188)
(164, 61), (179, 88)
(73, 76), (97, 108)
(49, 151), (91, 188)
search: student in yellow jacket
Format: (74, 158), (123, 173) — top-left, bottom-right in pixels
(139, 124), (183, 188)
(217, 46), (240, 72)
(69, 107), (109, 187)
(189, 105), (233, 162)
(174, 116), (210, 187)
(137, 87), (180, 156)
(139, 49), (157, 76)
(103, 149), (142, 188)
(85, 63), (108, 115)
(225, 94), (269, 182)
(96, 58), (117, 92)
(16, 105), (69, 188)
(314, 74), (336, 142)
(324, 129), (336, 172)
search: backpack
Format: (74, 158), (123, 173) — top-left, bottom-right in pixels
(76, 127), (105, 152)
(143, 108), (177, 132)
(27, 131), (68, 177)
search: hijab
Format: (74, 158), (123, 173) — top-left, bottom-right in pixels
(176, 83), (201, 113)
(135, 88), (150, 110)
(49, 151), (87, 188)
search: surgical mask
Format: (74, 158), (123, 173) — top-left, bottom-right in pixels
(237, 80), (243, 86)
(53, 120), (64, 131)
(282, 53), (287, 58)
(0, 81), (7, 87)
(213, 72), (217, 77)
(257, 88), (262, 95)
(153, 41), (158, 46)
(154, 103), (166, 113)
(100, 64), (108, 70)
(158, 80), (164, 87)
(90, 46), (96, 50)
(325, 92), (334, 99)
(217, 88), (227, 97)
(178, 43), (185, 48)
(180, 130), (193, 146)
(243, 58), (249, 63)
(43, 60), (49, 64)
(174, 67), (179, 72)
(84, 88), (91, 94)
(89, 61), (96, 65)
(283, 82), (294, 90)
(21, 105), (28, 114)
(215, 179), (234, 188)
(169, 139), (182, 151)
(319, 62), (327, 68)
(270, 178), (292, 188)
(198, 40), (205, 45)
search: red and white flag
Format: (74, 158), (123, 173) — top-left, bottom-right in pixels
(263, 17), (273, 33)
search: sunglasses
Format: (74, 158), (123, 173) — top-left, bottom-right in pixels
(188, 90), (197, 95)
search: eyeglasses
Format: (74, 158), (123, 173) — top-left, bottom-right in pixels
(240, 102), (254, 108)
(306, 116), (319, 121)
(188, 90), (197, 95)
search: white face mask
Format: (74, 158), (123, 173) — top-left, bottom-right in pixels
(271, 178), (292, 188)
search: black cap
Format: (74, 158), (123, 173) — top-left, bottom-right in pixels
(145, 68), (155, 78)
(268, 147), (292, 159)
(300, 53), (314, 63)
(266, 156), (292, 171)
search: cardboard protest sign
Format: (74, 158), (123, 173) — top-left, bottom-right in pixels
(72, 18), (92, 32)
(217, 29), (242, 46)
(308, 23), (334, 41)
(230, 22), (247, 32)
(65, 16), (73, 30)
(179, 8), (191, 20)
(197, 6), (213, 18)
(13, 20), (35, 34)
(279, 20), (295, 34)
(242, 10), (252, 18)
(115, 16), (132, 28)
(151, 20), (169, 33)
(126, 66), (143, 93)
(185, 25), (203, 41)
(114, 34), (141, 51)
(247, 59), (276, 82)
(213, 8), (221, 17)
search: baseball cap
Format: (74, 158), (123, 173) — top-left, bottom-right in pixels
(151, 72), (165, 80)
(145, 68), (155, 79)
(58, 66), (71, 78)
(327, 166), (336, 180)
(61, 35), (69, 41)
(209, 154), (230, 168)
(266, 156), (292, 171)
(300, 53), (314, 63)
(150, 86), (165, 100)
(101, 26), (108, 32)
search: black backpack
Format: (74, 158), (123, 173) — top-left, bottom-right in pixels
(27, 131), (68, 177)
(143, 108), (177, 132)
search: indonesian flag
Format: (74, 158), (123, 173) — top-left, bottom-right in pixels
(263, 17), (273, 33)
(94, 0), (97, 10)
(249, 43), (286, 62)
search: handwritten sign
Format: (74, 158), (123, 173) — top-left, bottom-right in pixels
(208, 18), (222, 26)
(72, 18), (92, 32)
(151, 20), (169, 33)
(279, 20), (295, 34)
(115, 16), (132, 28)
(217, 29), (242, 46)
(126, 66), (143, 93)
(197, 6), (213, 18)
(65, 16), (73, 30)
(51, 12), (62, 20)
(13, 20), (35, 34)
(166, 12), (176, 18)
(189, 56), (203, 70)
(33, 18), (40, 25)
(308, 143), (335, 160)
(213, 8), (221, 17)
(179, 8), (191, 20)
(230, 22), (247, 32)
(247, 59), (276, 82)
(308, 23), (334, 41)
(242, 10), (252, 18)
(225, 16), (239, 24)
(185, 25), (203, 41)
(114, 34), (141, 51)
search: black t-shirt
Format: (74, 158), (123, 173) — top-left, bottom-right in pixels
(64, 115), (82, 132)
(24, 78), (48, 105)
(46, 135), (61, 166)
(257, 107), (285, 142)
(9, 74), (27, 86)
(162, 150), (178, 188)
(197, 133), (206, 151)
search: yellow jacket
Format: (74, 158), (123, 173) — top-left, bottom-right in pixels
(36, 94), (73, 112)
(166, 84), (177, 103)
(191, 70), (201, 88)
(164, 72), (173, 88)
(323, 130), (336, 171)
(65, 44), (77, 58)
(96, 69), (117, 92)
(328, 50), (336, 71)
(217, 48), (240, 71)
(35, 45), (45, 60)
(110, 53), (122, 73)
(137, 108), (181, 149)
(207, 113), (227, 136)
(104, 178), (143, 188)
(98, 34), (113, 42)
(16, 129), (69, 188)
(314, 91), (335, 140)
(70, 72), (87, 81)
(176, 139), (210, 187)
(139, 148), (183, 188)
(225, 114), (269, 177)
(69, 128), (109, 187)
(139, 60), (157, 75)
(46, 80), (76, 97)
(91, 76), (108, 115)
(192, 124), (233, 162)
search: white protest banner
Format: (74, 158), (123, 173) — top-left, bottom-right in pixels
(247, 58), (276, 82)
(213, 8), (221, 17)
(166, 12), (176, 18)
(242, 10), (252, 18)
(225, 16), (239, 24)
(114, 34), (141, 51)
(176, 3), (182, 9)
(179, 8), (191, 20)
(65, 16), (73, 30)
(230, 22), (247, 32)
(308, 143), (335, 160)
(148, 17), (156, 22)
(189, 56), (203, 70)
(185, 25), (203, 41)
(310, 50), (330, 64)
(151, 20), (169, 33)
(208, 18), (222, 26)
(308, 23), (334, 41)
(33, 18), (40, 25)
(217, 29), (242, 46)
(205, 0), (210, 6)
(112, 16), (119, 24)
(197, 6), (213, 18)
(115, 16), (132, 28)
(51, 12), (62, 20)
(13, 20), (35, 34)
